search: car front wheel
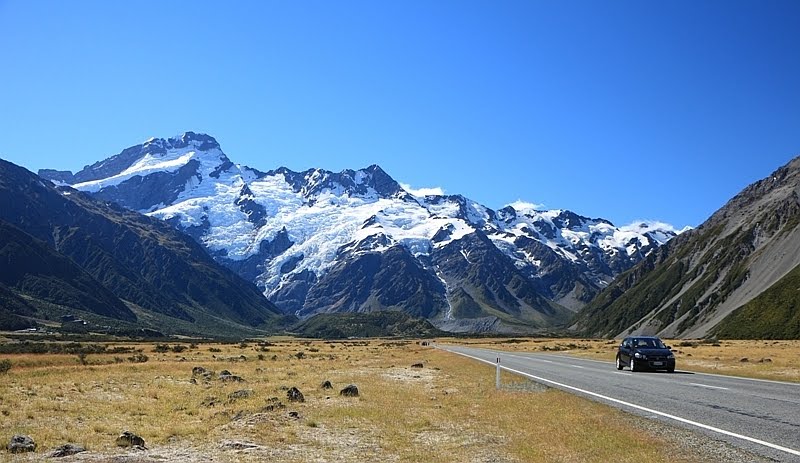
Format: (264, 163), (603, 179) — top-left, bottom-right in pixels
(616, 356), (624, 370)
(629, 358), (636, 372)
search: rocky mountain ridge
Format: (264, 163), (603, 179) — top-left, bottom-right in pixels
(1, 158), (284, 337)
(574, 156), (800, 339)
(40, 132), (683, 333)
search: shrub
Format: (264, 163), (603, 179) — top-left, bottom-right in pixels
(153, 344), (171, 353)
(127, 353), (149, 363)
(0, 359), (11, 374)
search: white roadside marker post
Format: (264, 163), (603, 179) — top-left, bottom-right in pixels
(496, 357), (501, 390)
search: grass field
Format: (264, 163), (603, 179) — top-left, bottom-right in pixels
(453, 338), (800, 383)
(0, 337), (778, 462)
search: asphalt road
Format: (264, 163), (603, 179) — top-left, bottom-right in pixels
(439, 344), (800, 462)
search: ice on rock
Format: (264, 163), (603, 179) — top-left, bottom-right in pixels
(67, 133), (681, 301)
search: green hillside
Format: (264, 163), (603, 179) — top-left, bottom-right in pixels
(713, 263), (800, 339)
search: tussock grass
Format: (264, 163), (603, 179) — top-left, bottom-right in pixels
(0, 338), (729, 461)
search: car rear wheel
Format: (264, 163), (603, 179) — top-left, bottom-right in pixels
(616, 356), (623, 370)
(629, 358), (636, 372)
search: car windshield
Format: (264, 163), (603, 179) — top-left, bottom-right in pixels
(632, 338), (667, 349)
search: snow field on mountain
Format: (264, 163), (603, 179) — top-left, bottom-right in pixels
(73, 140), (227, 192)
(60, 133), (686, 310)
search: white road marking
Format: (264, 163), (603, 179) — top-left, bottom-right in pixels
(529, 353), (800, 386)
(443, 348), (800, 458)
(570, 365), (585, 369)
(689, 383), (729, 391)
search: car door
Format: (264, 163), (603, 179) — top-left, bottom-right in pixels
(619, 338), (631, 363)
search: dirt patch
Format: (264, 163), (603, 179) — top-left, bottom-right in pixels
(382, 366), (437, 386)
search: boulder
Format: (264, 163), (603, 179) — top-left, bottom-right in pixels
(286, 387), (305, 403)
(50, 443), (86, 457)
(340, 384), (359, 397)
(115, 431), (145, 448)
(7, 435), (36, 453)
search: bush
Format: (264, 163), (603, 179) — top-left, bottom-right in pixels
(0, 359), (11, 374)
(153, 344), (170, 353)
(127, 353), (149, 363)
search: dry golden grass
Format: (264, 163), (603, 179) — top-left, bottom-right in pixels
(0, 338), (752, 462)
(453, 338), (800, 383)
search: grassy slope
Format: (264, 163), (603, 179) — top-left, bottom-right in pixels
(292, 311), (444, 339)
(713, 262), (800, 339)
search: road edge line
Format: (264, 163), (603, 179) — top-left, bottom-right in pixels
(441, 347), (800, 458)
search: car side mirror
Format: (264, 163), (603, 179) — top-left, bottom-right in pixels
(666, 345), (672, 350)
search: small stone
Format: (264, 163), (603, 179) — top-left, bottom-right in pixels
(340, 384), (359, 397)
(192, 366), (207, 376)
(320, 380), (333, 389)
(7, 435), (36, 453)
(50, 443), (86, 457)
(288, 411), (300, 419)
(220, 440), (260, 450)
(115, 431), (145, 448)
(287, 387), (305, 403)
(228, 389), (254, 401)
(220, 373), (244, 382)
(201, 396), (219, 407)
(740, 357), (749, 363)
(411, 363), (424, 368)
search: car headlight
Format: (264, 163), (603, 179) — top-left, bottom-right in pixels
(667, 353), (675, 359)
(634, 352), (645, 359)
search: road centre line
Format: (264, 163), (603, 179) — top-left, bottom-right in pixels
(442, 347), (800, 458)
(689, 383), (729, 391)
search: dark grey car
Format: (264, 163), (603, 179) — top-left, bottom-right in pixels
(616, 336), (675, 372)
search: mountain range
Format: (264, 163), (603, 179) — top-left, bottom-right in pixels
(1, 158), (285, 337)
(37, 132), (682, 334)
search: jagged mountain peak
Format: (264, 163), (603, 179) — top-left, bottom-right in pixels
(39, 132), (226, 187)
(41, 132), (682, 333)
(264, 163), (407, 201)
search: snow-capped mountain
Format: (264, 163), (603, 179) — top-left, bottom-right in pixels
(40, 132), (682, 333)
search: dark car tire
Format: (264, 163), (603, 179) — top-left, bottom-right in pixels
(616, 356), (623, 370)
(667, 367), (675, 373)
(629, 358), (636, 372)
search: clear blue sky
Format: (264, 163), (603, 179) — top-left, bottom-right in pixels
(1, 1), (798, 228)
